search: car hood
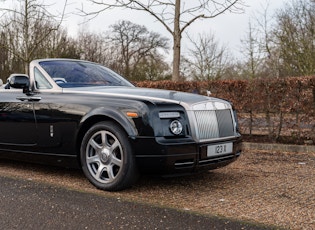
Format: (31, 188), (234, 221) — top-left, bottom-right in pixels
(63, 86), (229, 108)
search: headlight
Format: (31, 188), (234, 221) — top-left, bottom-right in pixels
(169, 120), (183, 135)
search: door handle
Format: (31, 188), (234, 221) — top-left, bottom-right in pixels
(17, 96), (42, 102)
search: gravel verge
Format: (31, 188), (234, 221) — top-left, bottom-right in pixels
(0, 149), (314, 230)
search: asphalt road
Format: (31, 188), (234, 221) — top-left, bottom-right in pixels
(0, 176), (277, 230)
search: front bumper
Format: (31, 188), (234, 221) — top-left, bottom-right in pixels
(133, 135), (242, 175)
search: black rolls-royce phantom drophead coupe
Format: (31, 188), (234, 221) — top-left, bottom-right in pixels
(0, 59), (242, 191)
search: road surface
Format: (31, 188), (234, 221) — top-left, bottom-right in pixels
(0, 176), (276, 230)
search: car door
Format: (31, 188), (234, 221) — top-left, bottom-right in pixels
(31, 68), (81, 155)
(32, 93), (79, 152)
(0, 89), (37, 150)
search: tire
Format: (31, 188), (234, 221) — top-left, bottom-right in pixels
(80, 121), (138, 191)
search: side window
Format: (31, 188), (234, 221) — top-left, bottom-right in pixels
(34, 67), (52, 89)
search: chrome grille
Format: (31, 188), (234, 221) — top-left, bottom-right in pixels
(194, 109), (234, 141)
(216, 110), (234, 137)
(194, 111), (219, 139)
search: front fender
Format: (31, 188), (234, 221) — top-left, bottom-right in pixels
(79, 107), (140, 138)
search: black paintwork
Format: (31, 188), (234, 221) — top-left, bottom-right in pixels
(0, 59), (242, 175)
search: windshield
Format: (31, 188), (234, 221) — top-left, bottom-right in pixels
(39, 60), (134, 88)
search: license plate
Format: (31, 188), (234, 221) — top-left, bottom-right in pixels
(207, 143), (233, 157)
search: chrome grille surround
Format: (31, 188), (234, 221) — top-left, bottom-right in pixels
(186, 100), (236, 142)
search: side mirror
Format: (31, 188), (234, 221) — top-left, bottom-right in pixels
(8, 74), (30, 89)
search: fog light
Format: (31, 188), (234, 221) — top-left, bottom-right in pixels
(170, 120), (183, 135)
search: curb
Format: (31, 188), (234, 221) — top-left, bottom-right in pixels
(242, 142), (315, 154)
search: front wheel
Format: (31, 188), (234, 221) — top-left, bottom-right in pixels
(80, 121), (138, 191)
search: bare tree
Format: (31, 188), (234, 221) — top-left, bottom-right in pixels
(240, 21), (263, 79)
(130, 53), (171, 81)
(40, 27), (80, 59)
(75, 21), (170, 80)
(183, 32), (229, 80)
(82, 0), (244, 81)
(0, 0), (67, 73)
(0, 32), (10, 82)
(274, 0), (315, 77)
(76, 29), (110, 64)
(106, 20), (169, 80)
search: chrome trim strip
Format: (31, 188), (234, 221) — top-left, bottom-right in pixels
(191, 100), (232, 110)
(64, 89), (182, 104)
(174, 161), (194, 166)
(197, 136), (238, 143)
(199, 154), (234, 164)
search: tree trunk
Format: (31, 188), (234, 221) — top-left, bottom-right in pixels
(172, 0), (181, 81)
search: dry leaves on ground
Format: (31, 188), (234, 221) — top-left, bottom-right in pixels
(0, 150), (314, 230)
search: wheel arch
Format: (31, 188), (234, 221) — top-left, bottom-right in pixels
(76, 109), (138, 162)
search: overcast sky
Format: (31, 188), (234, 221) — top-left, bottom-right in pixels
(3, 0), (286, 59)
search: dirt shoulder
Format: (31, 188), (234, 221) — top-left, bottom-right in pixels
(0, 149), (314, 230)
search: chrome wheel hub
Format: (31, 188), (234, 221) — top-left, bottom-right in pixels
(100, 148), (110, 163)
